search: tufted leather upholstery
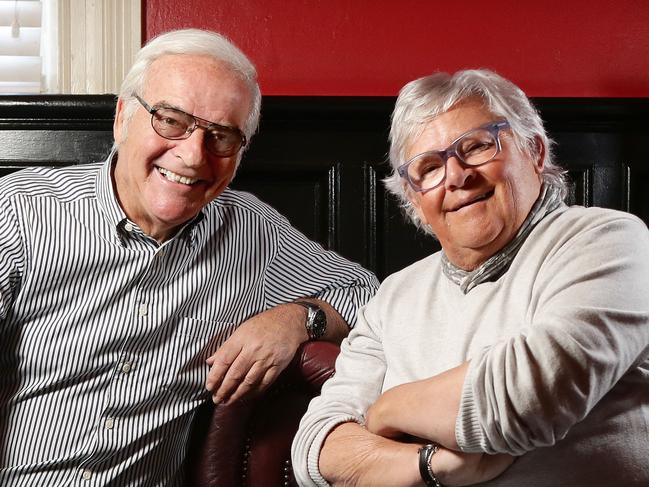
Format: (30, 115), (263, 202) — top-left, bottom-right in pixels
(186, 341), (340, 486)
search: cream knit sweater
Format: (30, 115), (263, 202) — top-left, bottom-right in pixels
(292, 204), (649, 486)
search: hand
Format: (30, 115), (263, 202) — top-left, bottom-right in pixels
(205, 304), (307, 404)
(429, 446), (514, 487)
(319, 422), (424, 487)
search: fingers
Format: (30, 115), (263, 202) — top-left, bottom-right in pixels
(212, 356), (261, 404)
(203, 306), (306, 404)
(220, 362), (281, 405)
(208, 355), (281, 405)
(205, 346), (240, 394)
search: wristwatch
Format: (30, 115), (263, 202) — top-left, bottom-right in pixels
(293, 300), (327, 340)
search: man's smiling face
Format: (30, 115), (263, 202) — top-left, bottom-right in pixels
(112, 54), (252, 242)
(407, 99), (545, 270)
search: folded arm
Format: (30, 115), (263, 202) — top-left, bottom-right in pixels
(364, 361), (469, 449)
(292, 300), (513, 486)
(364, 214), (649, 457)
(320, 421), (513, 487)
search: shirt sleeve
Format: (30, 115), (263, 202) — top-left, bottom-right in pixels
(456, 212), (649, 455)
(291, 299), (387, 486)
(263, 218), (379, 328)
(0, 193), (25, 321)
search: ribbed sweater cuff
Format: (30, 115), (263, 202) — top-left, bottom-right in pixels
(455, 360), (488, 452)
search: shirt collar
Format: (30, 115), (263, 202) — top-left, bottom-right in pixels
(96, 147), (128, 230)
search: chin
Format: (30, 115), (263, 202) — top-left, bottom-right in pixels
(451, 228), (503, 252)
(151, 204), (199, 226)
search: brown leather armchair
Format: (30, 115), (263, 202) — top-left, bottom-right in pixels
(186, 341), (340, 486)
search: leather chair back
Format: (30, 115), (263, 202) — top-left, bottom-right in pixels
(187, 341), (340, 486)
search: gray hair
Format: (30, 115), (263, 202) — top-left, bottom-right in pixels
(384, 69), (567, 231)
(117, 28), (261, 153)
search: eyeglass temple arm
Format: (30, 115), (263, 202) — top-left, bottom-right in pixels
(133, 93), (154, 114)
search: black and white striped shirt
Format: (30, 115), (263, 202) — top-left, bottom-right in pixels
(0, 152), (378, 486)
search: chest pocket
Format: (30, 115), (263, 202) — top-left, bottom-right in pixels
(163, 318), (237, 401)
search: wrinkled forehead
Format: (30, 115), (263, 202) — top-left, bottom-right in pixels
(144, 54), (244, 92)
(141, 54), (252, 126)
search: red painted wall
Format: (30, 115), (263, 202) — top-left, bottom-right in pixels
(145, 0), (649, 97)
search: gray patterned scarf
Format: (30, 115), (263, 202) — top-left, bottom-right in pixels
(441, 180), (563, 294)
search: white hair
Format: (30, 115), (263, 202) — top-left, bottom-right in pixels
(384, 69), (567, 231)
(117, 28), (261, 150)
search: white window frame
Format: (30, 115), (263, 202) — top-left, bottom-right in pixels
(56, 0), (141, 94)
(0, 0), (44, 93)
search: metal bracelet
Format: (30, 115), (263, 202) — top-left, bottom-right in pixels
(418, 443), (444, 487)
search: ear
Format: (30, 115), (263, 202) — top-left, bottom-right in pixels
(531, 135), (546, 175)
(113, 97), (126, 145)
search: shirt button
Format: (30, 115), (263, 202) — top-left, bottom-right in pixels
(120, 361), (132, 373)
(124, 222), (134, 232)
(104, 417), (115, 429)
(138, 304), (148, 316)
(82, 469), (92, 480)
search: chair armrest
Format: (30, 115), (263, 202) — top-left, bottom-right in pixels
(186, 341), (340, 487)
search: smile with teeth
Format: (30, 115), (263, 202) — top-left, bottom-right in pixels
(157, 167), (199, 185)
(452, 190), (493, 211)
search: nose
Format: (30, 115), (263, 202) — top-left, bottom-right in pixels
(175, 128), (207, 167)
(443, 155), (475, 190)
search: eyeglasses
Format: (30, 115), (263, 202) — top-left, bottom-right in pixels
(398, 120), (510, 193)
(133, 94), (247, 158)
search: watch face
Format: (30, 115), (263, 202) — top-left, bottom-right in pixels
(294, 301), (327, 340)
(309, 308), (327, 340)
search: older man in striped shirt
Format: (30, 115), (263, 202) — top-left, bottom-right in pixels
(0, 29), (378, 485)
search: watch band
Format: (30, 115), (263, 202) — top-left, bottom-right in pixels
(418, 443), (444, 487)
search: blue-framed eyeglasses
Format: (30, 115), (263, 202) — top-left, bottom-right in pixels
(398, 120), (510, 193)
(134, 94), (247, 158)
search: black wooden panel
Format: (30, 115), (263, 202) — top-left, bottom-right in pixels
(0, 130), (114, 166)
(232, 97), (392, 270)
(366, 161), (441, 279)
(565, 167), (591, 207)
(539, 98), (649, 220)
(232, 163), (337, 247)
(1, 95), (647, 281)
(0, 94), (116, 169)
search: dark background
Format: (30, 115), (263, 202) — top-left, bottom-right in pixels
(1, 95), (647, 280)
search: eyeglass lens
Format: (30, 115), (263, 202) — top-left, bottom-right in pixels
(151, 107), (243, 157)
(407, 128), (499, 191)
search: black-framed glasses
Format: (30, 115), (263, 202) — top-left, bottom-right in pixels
(134, 94), (247, 158)
(398, 120), (510, 193)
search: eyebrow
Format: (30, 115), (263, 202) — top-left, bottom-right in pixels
(150, 98), (244, 133)
(153, 99), (188, 113)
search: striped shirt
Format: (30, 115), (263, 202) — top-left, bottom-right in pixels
(0, 152), (378, 486)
